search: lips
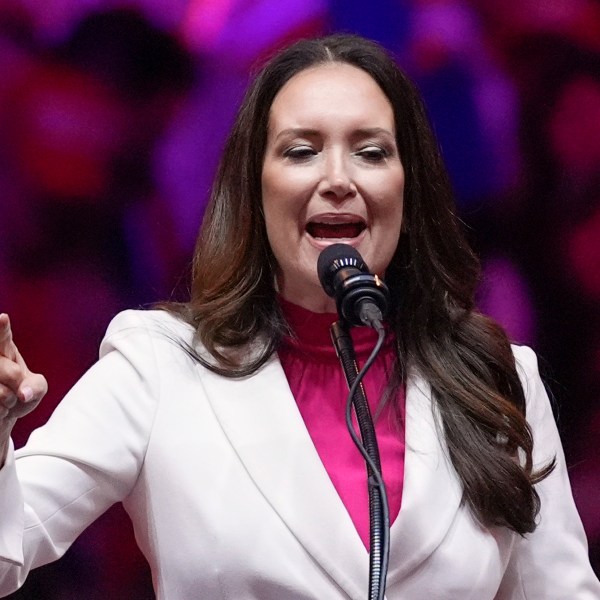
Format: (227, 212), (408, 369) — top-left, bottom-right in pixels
(306, 217), (366, 240)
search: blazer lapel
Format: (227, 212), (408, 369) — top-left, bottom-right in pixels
(200, 353), (371, 600)
(386, 374), (463, 582)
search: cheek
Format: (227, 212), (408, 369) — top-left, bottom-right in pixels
(262, 194), (298, 239)
(261, 188), (300, 266)
(261, 169), (285, 238)
(370, 173), (404, 222)
(368, 175), (404, 265)
(262, 169), (311, 233)
(262, 164), (290, 216)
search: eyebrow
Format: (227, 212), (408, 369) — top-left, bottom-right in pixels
(274, 128), (318, 140)
(274, 127), (395, 141)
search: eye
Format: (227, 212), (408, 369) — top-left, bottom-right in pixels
(283, 145), (317, 161)
(356, 145), (389, 163)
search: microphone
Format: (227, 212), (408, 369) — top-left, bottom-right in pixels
(317, 244), (390, 329)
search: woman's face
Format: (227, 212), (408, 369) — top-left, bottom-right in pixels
(261, 62), (405, 313)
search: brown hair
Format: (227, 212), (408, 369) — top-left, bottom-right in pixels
(165, 34), (553, 535)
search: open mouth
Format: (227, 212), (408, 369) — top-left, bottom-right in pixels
(306, 221), (367, 239)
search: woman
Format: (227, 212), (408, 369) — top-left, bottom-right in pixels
(0, 34), (598, 599)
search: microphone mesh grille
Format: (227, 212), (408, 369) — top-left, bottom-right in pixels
(317, 243), (367, 295)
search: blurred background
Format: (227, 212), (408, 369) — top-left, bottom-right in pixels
(0, 0), (598, 596)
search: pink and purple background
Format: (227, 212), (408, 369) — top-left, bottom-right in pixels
(1, 0), (599, 596)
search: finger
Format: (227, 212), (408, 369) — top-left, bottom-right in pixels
(0, 314), (16, 360)
(0, 383), (17, 407)
(0, 356), (25, 394)
(1, 396), (17, 410)
(18, 373), (48, 404)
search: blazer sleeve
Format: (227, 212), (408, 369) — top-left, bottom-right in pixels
(495, 345), (600, 599)
(0, 310), (162, 596)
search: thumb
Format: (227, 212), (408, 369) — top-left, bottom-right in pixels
(18, 373), (48, 404)
(10, 342), (48, 403)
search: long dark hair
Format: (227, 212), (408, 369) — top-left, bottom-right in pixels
(165, 34), (553, 535)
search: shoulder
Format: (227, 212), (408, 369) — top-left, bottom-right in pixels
(104, 308), (195, 340)
(510, 344), (557, 441)
(100, 309), (198, 363)
(511, 343), (537, 371)
(511, 343), (540, 379)
(511, 343), (545, 395)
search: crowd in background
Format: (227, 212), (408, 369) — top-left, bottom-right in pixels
(0, 0), (598, 597)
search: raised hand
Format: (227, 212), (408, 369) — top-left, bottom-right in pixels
(0, 314), (48, 462)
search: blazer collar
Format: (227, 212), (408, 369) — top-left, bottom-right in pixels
(387, 375), (463, 584)
(201, 354), (462, 597)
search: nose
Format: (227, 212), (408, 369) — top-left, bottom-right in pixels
(317, 152), (356, 201)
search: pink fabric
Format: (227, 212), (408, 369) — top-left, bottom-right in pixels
(277, 297), (405, 549)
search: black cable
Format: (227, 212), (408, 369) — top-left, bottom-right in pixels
(331, 321), (390, 600)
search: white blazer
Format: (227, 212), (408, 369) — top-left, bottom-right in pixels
(0, 309), (598, 599)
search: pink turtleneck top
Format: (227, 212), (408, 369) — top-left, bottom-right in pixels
(277, 298), (406, 549)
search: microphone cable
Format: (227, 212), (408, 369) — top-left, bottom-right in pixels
(330, 320), (390, 600)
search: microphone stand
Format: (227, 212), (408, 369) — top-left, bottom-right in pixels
(330, 320), (389, 600)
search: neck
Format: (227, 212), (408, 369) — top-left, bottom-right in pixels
(277, 280), (337, 314)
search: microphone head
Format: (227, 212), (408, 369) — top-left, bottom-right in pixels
(317, 243), (390, 326)
(317, 243), (367, 297)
